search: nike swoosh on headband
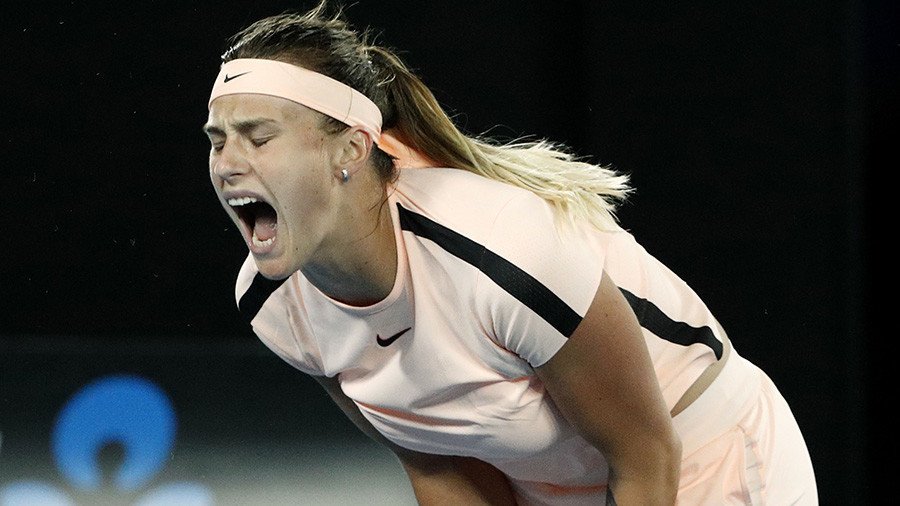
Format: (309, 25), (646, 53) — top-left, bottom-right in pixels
(209, 59), (438, 169)
(223, 71), (251, 83)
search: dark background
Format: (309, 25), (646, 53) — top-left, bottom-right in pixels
(1, 0), (895, 504)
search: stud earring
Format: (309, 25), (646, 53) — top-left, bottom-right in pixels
(340, 168), (350, 183)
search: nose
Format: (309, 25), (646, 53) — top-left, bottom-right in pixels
(210, 142), (250, 182)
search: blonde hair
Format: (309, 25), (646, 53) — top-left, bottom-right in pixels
(223, 1), (631, 230)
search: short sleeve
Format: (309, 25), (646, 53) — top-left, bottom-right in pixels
(476, 193), (605, 367)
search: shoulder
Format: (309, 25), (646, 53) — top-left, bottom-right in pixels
(394, 168), (602, 300)
(397, 166), (520, 195)
(392, 167), (549, 246)
(234, 254), (291, 334)
(394, 169), (605, 366)
(234, 254), (287, 315)
(233, 255), (325, 375)
(394, 167), (525, 210)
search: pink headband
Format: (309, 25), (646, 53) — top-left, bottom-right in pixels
(208, 58), (435, 169)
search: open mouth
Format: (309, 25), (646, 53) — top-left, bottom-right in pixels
(227, 196), (278, 249)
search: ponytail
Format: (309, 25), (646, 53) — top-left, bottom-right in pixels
(224, 3), (631, 231)
(368, 46), (631, 231)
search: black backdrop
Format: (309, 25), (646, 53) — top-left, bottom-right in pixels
(1, 0), (895, 504)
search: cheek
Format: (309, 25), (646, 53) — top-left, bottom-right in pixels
(268, 159), (329, 216)
(267, 133), (335, 218)
(282, 170), (332, 218)
(286, 146), (333, 190)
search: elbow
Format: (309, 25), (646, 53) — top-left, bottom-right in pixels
(655, 430), (683, 504)
(666, 427), (683, 470)
(608, 430), (683, 505)
(664, 432), (683, 500)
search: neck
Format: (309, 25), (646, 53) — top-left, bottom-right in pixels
(302, 188), (397, 307)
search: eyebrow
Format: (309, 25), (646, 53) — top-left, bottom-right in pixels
(202, 118), (279, 137)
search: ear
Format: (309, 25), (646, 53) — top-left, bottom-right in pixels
(335, 127), (374, 179)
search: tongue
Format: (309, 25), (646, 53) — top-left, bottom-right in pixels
(254, 213), (277, 242)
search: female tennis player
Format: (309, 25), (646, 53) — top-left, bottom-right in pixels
(203, 3), (818, 504)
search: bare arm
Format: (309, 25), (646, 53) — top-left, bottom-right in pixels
(312, 375), (517, 505)
(535, 271), (682, 505)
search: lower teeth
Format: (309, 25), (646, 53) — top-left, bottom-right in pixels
(252, 234), (275, 247)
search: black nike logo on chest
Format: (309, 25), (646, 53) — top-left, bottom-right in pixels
(376, 327), (411, 347)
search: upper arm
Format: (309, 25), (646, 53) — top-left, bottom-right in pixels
(480, 193), (604, 367)
(535, 271), (681, 503)
(312, 375), (517, 506)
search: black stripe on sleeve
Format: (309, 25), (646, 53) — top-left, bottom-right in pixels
(397, 204), (582, 337)
(238, 273), (287, 325)
(619, 288), (724, 359)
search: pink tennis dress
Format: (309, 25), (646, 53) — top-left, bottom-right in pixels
(235, 167), (817, 505)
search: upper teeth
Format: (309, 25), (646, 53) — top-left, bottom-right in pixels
(227, 196), (258, 207)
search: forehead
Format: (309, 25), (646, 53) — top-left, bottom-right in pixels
(206, 93), (318, 129)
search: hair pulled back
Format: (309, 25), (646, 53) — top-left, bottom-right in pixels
(221, 1), (631, 230)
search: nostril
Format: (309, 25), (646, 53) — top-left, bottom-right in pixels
(213, 162), (242, 180)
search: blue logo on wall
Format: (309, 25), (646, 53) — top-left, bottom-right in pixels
(1, 374), (213, 505)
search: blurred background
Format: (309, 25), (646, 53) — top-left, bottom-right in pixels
(1, 0), (894, 504)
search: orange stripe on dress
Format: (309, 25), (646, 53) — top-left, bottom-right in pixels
(523, 481), (608, 496)
(355, 401), (471, 427)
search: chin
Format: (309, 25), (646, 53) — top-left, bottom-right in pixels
(253, 257), (298, 281)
